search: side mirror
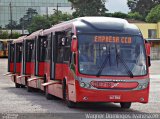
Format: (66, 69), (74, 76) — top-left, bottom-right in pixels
(145, 41), (151, 56)
(145, 41), (151, 67)
(71, 35), (78, 52)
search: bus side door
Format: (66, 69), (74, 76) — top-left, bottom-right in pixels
(51, 30), (72, 80)
(51, 31), (65, 80)
(15, 43), (22, 73)
(36, 36), (48, 76)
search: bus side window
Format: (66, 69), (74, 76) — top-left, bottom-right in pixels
(26, 41), (34, 62)
(31, 41), (35, 62)
(39, 36), (47, 62)
(10, 45), (15, 62)
(45, 35), (51, 61)
(16, 44), (22, 63)
(57, 34), (64, 63)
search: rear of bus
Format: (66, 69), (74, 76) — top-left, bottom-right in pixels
(68, 17), (150, 108)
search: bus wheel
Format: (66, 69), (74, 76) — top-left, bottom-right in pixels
(27, 85), (32, 92)
(15, 83), (20, 88)
(66, 100), (76, 108)
(63, 79), (76, 108)
(120, 102), (131, 109)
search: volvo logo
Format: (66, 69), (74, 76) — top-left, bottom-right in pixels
(111, 83), (119, 88)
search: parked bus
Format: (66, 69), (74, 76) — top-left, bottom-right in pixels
(7, 36), (26, 87)
(0, 39), (8, 57)
(6, 17), (151, 109)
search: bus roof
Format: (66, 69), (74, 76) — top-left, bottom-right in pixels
(43, 17), (141, 36)
(25, 29), (43, 40)
(0, 39), (14, 42)
(13, 36), (27, 43)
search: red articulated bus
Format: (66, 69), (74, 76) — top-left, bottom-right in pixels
(6, 17), (151, 109)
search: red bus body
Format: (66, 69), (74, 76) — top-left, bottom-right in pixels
(7, 17), (151, 108)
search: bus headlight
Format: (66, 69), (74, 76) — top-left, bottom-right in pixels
(80, 82), (85, 88)
(79, 82), (91, 88)
(85, 83), (91, 88)
(138, 83), (148, 90)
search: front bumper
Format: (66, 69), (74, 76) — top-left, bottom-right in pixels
(75, 79), (149, 103)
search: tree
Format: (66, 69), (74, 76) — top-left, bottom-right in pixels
(0, 30), (21, 39)
(49, 11), (73, 25)
(69, 0), (107, 17)
(104, 12), (143, 21)
(110, 12), (129, 19)
(5, 20), (21, 29)
(127, 0), (160, 17)
(12, 32), (21, 39)
(146, 5), (160, 23)
(128, 12), (143, 21)
(28, 11), (73, 33)
(0, 31), (9, 39)
(27, 15), (51, 33)
(18, 8), (38, 29)
(26, 8), (38, 22)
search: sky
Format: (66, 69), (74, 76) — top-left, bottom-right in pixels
(106, 0), (130, 13)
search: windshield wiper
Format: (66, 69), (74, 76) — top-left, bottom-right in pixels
(115, 44), (134, 78)
(96, 45), (110, 77)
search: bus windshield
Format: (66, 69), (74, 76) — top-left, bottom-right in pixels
(78, 34), (147, 76)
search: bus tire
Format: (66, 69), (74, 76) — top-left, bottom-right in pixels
(15, 83), (20, 88)
(66, 100), (76, 108)
(45, 92), (53, 100)
(120, 102), (131, 109)
(27, 86), (32, 92)
(63, 79), (76, 108)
